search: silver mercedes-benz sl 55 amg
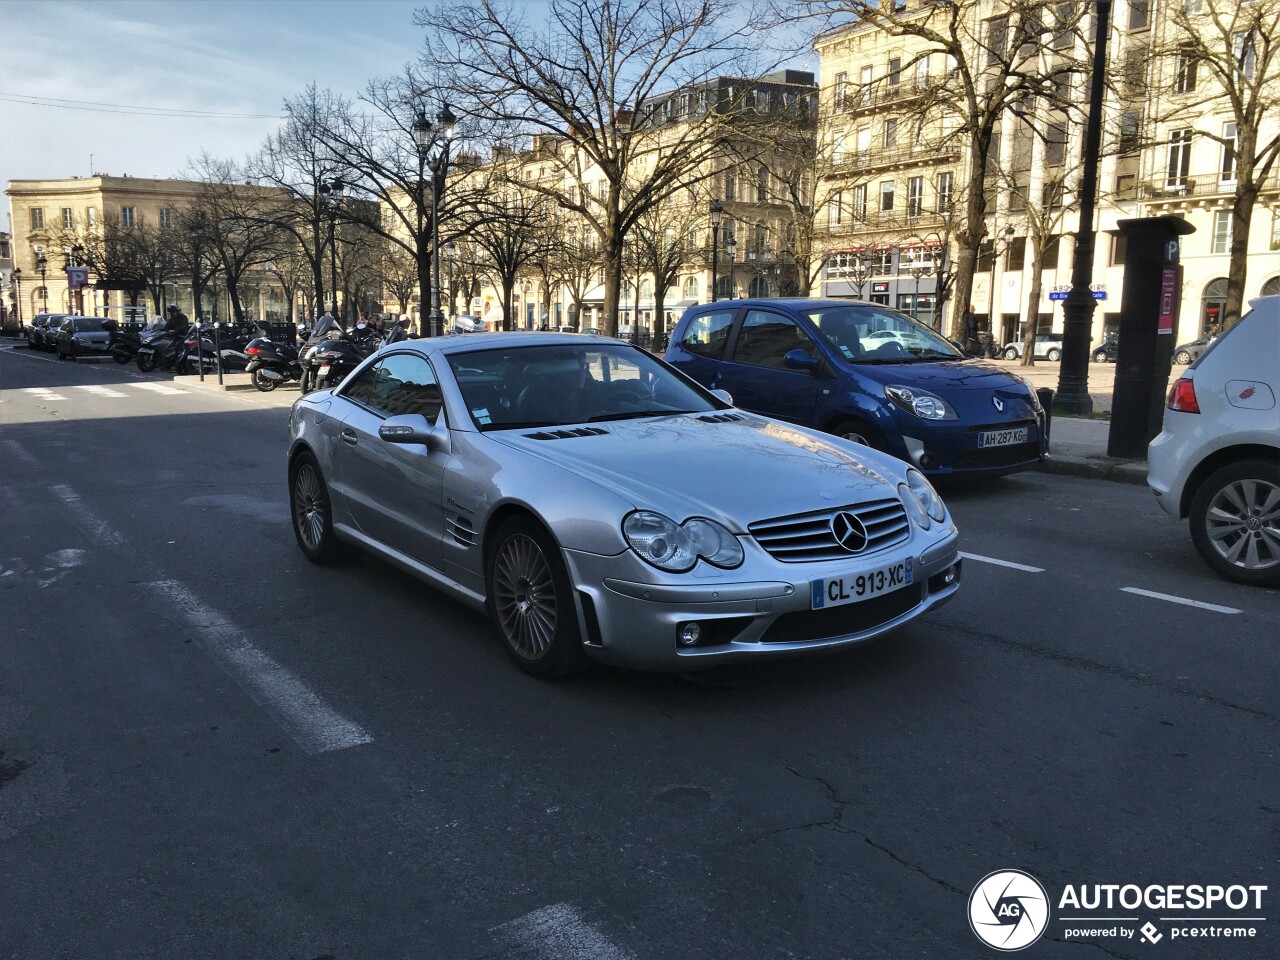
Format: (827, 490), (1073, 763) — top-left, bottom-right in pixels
(287, 333), (961, 676)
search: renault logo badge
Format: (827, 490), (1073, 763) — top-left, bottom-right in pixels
(830, 512), (868, 553)
(992, 396), (1005, 413)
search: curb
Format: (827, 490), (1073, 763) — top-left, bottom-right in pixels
(173, 374), (262, 393)
(1038, 455), (1148, 486)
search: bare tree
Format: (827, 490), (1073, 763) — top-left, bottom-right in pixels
(1148, 0), (1280, 328)
(416, 0), (779, 336)
(377, 238), (421, 316)
(630, 199), (702, 340)
(460, 184), (549, 331)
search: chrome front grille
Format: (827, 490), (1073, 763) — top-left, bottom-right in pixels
(749, 498), (910, 563)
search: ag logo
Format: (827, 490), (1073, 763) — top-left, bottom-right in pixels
(969, 869), (1050, 951)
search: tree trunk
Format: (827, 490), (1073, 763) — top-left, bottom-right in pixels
(1020, 241), (1046, 368)
(416, 246), (433, 335)
(227, 274), (245, 324)
(1224, 184), (1258, 329)
(950, 243), (979, 342)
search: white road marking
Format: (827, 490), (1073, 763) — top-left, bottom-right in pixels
(20, 387), (67, 400)
(1120, 587), (1242, 615)
(492, 903), (636, 960)
(130, 382), (188, 395)
(74, 384), (128, 397)
(2, 438), (37, 465)
(146, 579), (374, 754)
(48, 484), (125, 547)
(958, 551), (1045, 573)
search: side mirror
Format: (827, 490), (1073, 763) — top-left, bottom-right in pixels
(710, 388), (734, 405)
(378, 413), (437, 447)
(783, 348), (819, 371)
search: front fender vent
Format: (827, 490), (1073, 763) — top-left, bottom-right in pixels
(448, 515), (477, 548)
(525, 427), (610, 440)
(696, 413), (745, 423)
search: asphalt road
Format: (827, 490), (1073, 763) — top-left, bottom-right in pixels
(1, 343), (1276, 960)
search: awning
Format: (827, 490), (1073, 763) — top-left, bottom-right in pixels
(671, 298), (699, 310)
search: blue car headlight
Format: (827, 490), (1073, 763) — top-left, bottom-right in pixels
(623, 511), (744, 572)
(885, 384), (958, 421)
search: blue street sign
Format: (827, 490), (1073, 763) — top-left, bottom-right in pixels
(1050, 290), (1107, 301)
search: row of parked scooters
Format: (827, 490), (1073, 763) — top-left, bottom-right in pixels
(110, 317), (404, 393)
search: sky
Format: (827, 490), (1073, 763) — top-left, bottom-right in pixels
(0, 0), (428, 231)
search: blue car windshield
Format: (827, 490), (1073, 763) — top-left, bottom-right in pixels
(804, 305), (963, 363)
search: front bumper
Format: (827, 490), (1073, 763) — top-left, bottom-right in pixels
(562, 530), (960, 670)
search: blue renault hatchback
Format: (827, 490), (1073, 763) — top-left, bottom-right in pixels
(665, 298), (1047, 477)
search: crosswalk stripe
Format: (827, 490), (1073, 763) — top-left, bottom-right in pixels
(21, 388), (67, 400)
(75, 385), (128, 397)
(130, 383), (189, 395)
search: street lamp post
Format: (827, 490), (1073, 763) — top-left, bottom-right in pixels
(11, 269), (22, 331)
(65, 244), (87, 314)
(709, 200), (723, 303)
(908, 263), (927, 320)
(1056, 0), (1113, 416)
(35, 253), (48, 313)
(444, 240), (457, 322)
(414, 103), (458, 337)
(319, 178), (344, 321)
(725, 235), (737, 299)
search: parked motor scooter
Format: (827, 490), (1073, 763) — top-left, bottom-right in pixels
(245, 335), (303, 391)
(179, 321), (267, 375)
(101, 318), (146, 365)
(301, 319), (383, 393)
(135, 324), (188, 372)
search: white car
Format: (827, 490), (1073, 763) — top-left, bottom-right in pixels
(1002, 332), (1063, 361)
(1147, 295), (1280, 586)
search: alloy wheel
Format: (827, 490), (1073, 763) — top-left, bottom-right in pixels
(1204, 478), (1280, 572)
(293, 462), (328, 551)
(492, 534), (558, 660)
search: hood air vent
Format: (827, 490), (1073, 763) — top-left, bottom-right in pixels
(696, 413), (745, 424)
(525, 427), (611, 440)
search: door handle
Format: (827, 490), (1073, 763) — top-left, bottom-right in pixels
(340, 429), (358, 446)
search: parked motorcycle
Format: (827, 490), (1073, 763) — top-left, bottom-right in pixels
(245, 335), (302, 392)
(299, 319), (383, 394)
(101, 318), (147, 365)
(179, 321), (266, 376)
(135, 324), (189, 372)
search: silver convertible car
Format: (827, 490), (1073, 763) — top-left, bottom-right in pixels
(287, 333), (962, 676)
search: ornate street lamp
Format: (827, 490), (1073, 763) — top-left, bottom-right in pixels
(1055, 0), (1113, 415)
(414, 103), (458, 337)
(319, 177), (345, 320)
(709, 199), (723, 303)
(35, 253), (48, 313)
(908, 263), (928, 320)
(443, 240), (457, 320)
(11, 268), (22, 330)
(725, 234), (737, 299)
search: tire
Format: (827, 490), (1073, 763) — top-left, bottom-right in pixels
(1003, 346), (1019, 360)
(829, 418), (880, 449)
(1174, 350), (1192, 365)
(1093, 351), (1108, 364)
(1188, 459), (1280, 587)
(300, 369), (315, 394)
(289, 452), (346, 564)
(1046, 348), (1062, 361)
(486, 516), (589, 678)
(251, 368), (280, 392)
(136, 351), (157, 373)
(55, 343), (65, 359)
(113, 351), (131, 364)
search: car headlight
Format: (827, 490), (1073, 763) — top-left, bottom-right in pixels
(623, 511), (743, 572)
(885, 385), (957, 421)
(903, 468), (947, 526)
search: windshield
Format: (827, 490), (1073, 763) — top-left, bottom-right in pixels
(447, 343), (718, 430)
(73, 317), (106, 333)
(804, 304), (963, 363)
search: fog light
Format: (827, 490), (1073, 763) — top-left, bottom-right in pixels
(677, 622), (702, 647)
(920, 453), (939, 470)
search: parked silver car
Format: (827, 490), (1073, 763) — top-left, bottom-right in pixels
(1002, 332), (1063, 361)
(287, 334), (962, 676)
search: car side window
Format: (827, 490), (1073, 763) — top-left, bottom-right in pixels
(355, 354), (444, 422)
(730, 310), (818, 369)
(678, 309), (735, 358)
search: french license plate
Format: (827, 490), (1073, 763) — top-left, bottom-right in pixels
(318, 364), (331, 377)
(812, 559), (912, 610)
(978, 426), (1028, 448)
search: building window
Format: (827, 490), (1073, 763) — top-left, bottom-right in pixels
(724, 167), (736, 200)
(853, 184), (868, 222)
(1112, 233), (1127, 266)
(907, 176), (924, 218)
(915, 56), (930, 90)
(1043, 179), (1065, 208)
(1212, 211), (1232, 255)
(61, 207), (73, 229)
(757, 166), (768, 203)
(859, 65), (873, 104)
(87, 207), (97, 228)
(936, 171), (953, 211)
(1118, 111), (1141, 154)
(1166, 129), (1192, 190)
(870, 249), (894, 275)
(832, 129), (847, 164)
(883, 118), (898, 149)
(1129, 0), (1149, 30)
(880, 180), (895, 212)
(887, 57), (901, 92)
(829, 191), (843, 227)
(30, 208), (44, 229)
(121, 206), (135, 228)
(855, 126), (871, 158)
(834, 71), (848, 110)
(1221, 123), (1237, 185)
(1005, 237), (1026, 271)
(986, 17), (1008, 67)
(1233, 31), (1257, 79)
(1046, 122), (1067, 166)
(1053, 3), (1075, 49)
(1174, 44), (1197, 93)
(159, 208), (172, 228)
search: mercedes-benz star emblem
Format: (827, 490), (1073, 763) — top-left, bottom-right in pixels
(992, 396), (1005, 413)
(830, 512), (868, 553)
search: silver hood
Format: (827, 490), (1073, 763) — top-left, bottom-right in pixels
(489, 414), (905, 529)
